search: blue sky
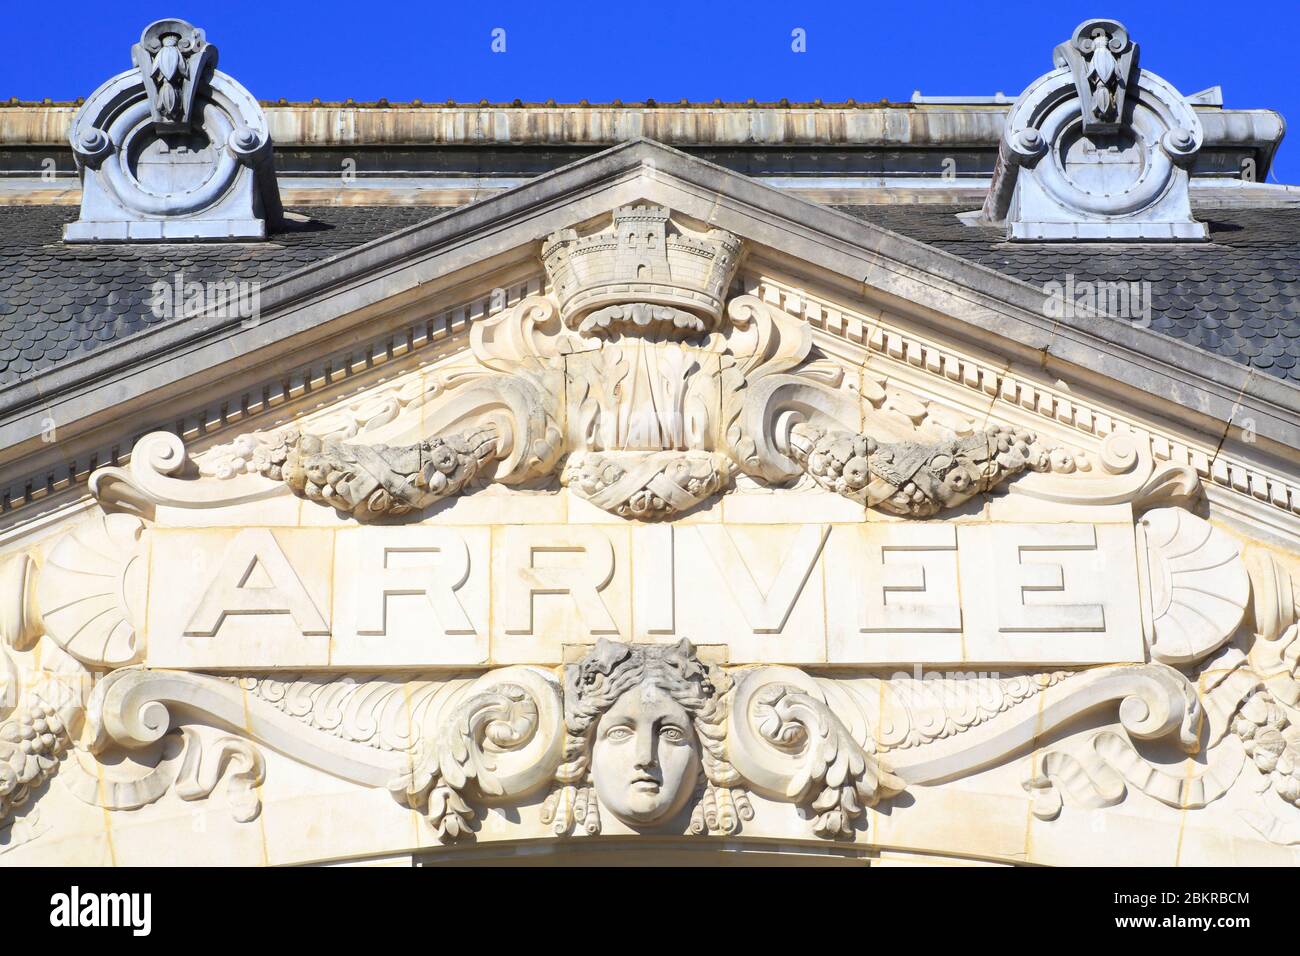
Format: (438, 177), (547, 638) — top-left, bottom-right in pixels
(1, 0), (1293, 181)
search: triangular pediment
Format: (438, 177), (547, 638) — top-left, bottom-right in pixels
(4, 142), (1300, 868)
(4, 139), (1297, 545)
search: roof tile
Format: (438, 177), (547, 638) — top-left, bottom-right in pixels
(833, 203), (1300, 384)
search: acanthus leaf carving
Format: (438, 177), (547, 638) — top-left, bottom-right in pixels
(61, 726), (266, 823)
(1024, 730), (1246, 821)
(749, 682), (903, 838)
(1004, 429), (1202, 509)
(86, 667), (408, 789)
(888, 662), (1202, 788)
(61, 732), (185, 812)
(1023, 651), (1257, 820)
(874, 671), (1073, 752)
(727, 664), (899, 839)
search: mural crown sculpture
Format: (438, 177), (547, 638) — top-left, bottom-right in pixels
(542, 203), (742, 338)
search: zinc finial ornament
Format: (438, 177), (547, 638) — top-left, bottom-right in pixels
(130, 18), (216, 133)
(64, 17), (282, 242)
(1053, 18), (1137, 134)
(982, 17), (1206, 241)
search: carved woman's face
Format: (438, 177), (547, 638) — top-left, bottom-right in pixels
(591, 682), (701, 827)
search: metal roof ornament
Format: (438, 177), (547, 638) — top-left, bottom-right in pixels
(64, 18), (282, 243)
(981, 18), (1207, 241)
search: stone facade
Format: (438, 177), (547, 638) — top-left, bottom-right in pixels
(1, 18), (1298, 867)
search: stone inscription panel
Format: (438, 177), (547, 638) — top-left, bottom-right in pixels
(145, 521), (1145, 668)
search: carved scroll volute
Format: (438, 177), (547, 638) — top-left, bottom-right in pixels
(724, 295), (812, 383)
(435, 666), (565, 800)
(392, 666), (564, 839)
(91, 430), (287, 517)
(470, 294), (565, 375)
(425, 295), (566, 485)
(1009, 430), (1198, 508)
(727, 665), (902, 838)
(722, 295), (860, 483)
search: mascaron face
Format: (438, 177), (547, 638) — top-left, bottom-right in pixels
(591, 682), (701, 827)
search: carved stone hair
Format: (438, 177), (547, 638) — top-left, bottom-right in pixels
(554, 638), (738, 790)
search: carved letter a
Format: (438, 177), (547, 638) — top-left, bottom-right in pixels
(183, 528), (329, 636)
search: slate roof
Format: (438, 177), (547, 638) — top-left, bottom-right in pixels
(834, 204), (1300, 382)
(1, 201), (1298, 389)
(0, 205), (443, 386)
